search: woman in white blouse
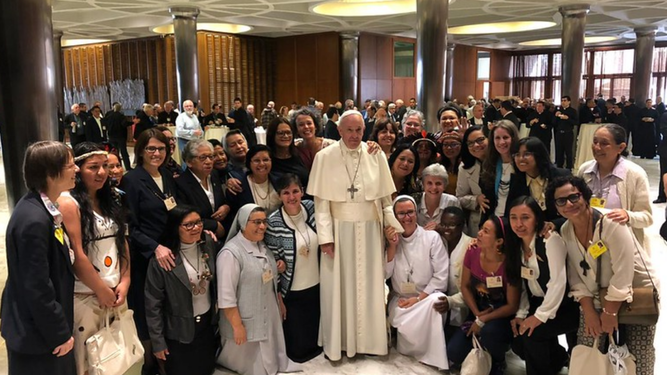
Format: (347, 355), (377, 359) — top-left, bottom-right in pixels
(416, 164), (461, 231)
(505, 196), (579, 375)
(546, 176), (657, 375)
(577, 123), (653, 254)
(217, 204), (300, 375)
(384, 195), (449, 370)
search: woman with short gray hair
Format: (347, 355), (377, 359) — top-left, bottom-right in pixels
(176, 139), (230, 239)
(416, 164), (460, 230)
(401, 110), (424, 138)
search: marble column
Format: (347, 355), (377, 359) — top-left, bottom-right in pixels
(416, 0), (448, 132)
(0, 0), (58, 208)
(444, 44), (455, 101)
(340, 32), (359, 107)
(53, 30), (65, 113)
(169, 6), (200, 110)
(559, 4), (589, 103)
(632, 27), (656, 108)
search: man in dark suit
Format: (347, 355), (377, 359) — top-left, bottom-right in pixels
(526, 101), (553, 152)
(485, 98), (502, 122)
(469, 103), (489, 134)
(157, 100), (178, 125)
(655, 111), (667, 203)
(64, 103), (86, 148)
(579, 98), (602, 125)
(500, 100), (521, 129)
(228, 97), (257, 146)
(203, 103), (229, 127)
(84, 106), (107, 144)
(133, 104), (156, 140)
(553, 96), (578, 169)
(363, 104), (377, 141)
(623, 98), (641, 146)
(105, 102), (132, 170)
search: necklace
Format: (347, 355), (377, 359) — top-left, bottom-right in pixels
(250, 176), (270, 201)
(340, 146), (362, 199)
(182, 246), (212, 295)
(574, 209), (594, 276)
(284, 208), (311, 258)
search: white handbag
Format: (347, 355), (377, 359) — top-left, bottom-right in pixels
(569, 335), (636, 375)
(461, 335), (492, 375)
(85, 308), (145, 375)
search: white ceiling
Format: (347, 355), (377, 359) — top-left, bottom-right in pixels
(52, 0), (667, 50)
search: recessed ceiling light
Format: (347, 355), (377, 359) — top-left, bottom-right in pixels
(151, 23), (253, 35)
(62, 39), (111, 47)
(519, 36), (619, 46)
(449, 21), (556, 35)
(311, 0), (417, 17)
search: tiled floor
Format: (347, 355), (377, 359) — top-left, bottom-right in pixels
(0, 154), (664, 374)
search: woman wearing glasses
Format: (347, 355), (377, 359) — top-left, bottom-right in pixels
(145, 206), (217, 375)
(226, 144), (281, 219)
(121, 128), (178, 374)
(175, 139), (230, 240)
(217, 204), (299, 375)
(576, 123), (653, 254)
(266, 117), (310, 190)
(546, 176), (657, 375)
(384, 196), (449, 370)
(456, 125), (488, 235)
(507, 137), (570, 222)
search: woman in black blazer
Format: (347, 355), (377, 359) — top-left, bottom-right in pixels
(175, 139), (230, 240)
(121, 128), (177, 374)
(226, 144), (281, 218)
(507, 137), (570, 224)
(145, 206), (217, 375)
(1, 141), (78, 374)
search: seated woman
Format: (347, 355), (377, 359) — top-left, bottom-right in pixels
(384, 196), (449, 370)
(389, 143), (421, 199)
(456, 125), (488, 235)
(217, 204), (300, 375)
(446, 216), (521, 375)
(57, 143), (131, 375)
(226, 144), (281, 217)
(264, 174), (322, 362)
(176, 139), (230, 239)
(145, 206), (217, 375)
(439, 131), (463, 195)
(433, 206), (474, 338)
(416, 164), (460, 230)
(266, 117), (310, 189)
(546, 176), (658, 375)
(506, 196), (579, 375)
(508, 137), (569, 223)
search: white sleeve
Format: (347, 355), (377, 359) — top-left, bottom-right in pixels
(216, 250), (241, 308)
(314, 197), (334, 245)
(534, 235), (568, 323)
(424, 234), (449, 294)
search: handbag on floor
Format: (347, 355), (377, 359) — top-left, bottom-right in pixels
(569, 334), (636, 375)
(85, 307), (145, 375)
(461, 335), (492, 375)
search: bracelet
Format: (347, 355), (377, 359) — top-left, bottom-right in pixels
(602, 308), (618, 317)
(416, 296), (421, 302)
(475, 317), (486, 328)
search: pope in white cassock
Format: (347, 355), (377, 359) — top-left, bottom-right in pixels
(307, 110), (403, 361)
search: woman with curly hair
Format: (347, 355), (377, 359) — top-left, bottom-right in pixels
(389, 144), (421, 199)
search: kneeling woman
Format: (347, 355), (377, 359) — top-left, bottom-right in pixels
(145, 206), (217, 375)
(446, 216), (521, 375)
(506, 196), (579, 375)
(264, 174), (322, 362)
(385, 195), (449, 370)
(217, 204), (300, 375)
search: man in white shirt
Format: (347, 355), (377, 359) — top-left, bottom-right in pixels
(175, 100), (203, 162)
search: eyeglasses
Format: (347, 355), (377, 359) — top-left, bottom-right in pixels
(197, 154), (215, 161)
(554, 193), (582, 207)
(145, 146), (167, 154)
(181, 219), (203, 230)
(466, 136), (486, 148)
(276, 131), (292, 137)
(512, 152), (534, 159)
(442, 142), (461, 150)
(404, 121), (421, 128)
(251, 158), (271, 165)
(395, 210), (416, 219)
(248, 219), (269, 226)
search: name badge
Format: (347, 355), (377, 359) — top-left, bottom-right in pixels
(262, 269), (274, 284)
(590, 197), (606, 209)
(400, 282), (417, 295)
(55, 227), (64, 245)
(486, 276), (503, 288)
(69, 248), (76, 265)
(521, 266), (536, 280)
(164, 196), (177, 211)
(298, 245), (309, 258)
(588, 240), (608, 259)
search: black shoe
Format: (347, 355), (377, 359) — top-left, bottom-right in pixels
(653, 198), (666, 204)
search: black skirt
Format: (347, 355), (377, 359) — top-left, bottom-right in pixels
(282, 284), (322, 363)
(8, 348), (75, 375)
(164, 309), (217, 375)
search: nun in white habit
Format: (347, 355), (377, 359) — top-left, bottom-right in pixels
(385, 195), (450, 370)
(217, 203), (300, 375)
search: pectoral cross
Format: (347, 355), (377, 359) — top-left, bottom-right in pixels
(347, 184), (359, 199)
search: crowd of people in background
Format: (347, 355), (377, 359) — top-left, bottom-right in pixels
(5, 91), (665, 375)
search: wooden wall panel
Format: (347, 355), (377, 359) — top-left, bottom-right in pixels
(451, 44), (477, 102)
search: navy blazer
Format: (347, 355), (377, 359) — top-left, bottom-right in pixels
(175, 169), (227, 232)
(85, 116), (107, 143)
(1, 192), (75, 354)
